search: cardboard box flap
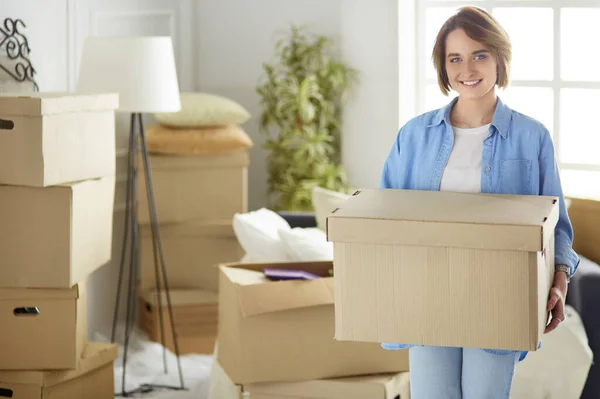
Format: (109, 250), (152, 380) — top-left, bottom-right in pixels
(246, 373), (399, 397)
(220, 261), (334, 317)
(143, 288), (218, 307)
(0, 342), (117, 387)
(327, 189), (559, 252)
(0, 284), (79, 301)
(0, 92), (119, 116)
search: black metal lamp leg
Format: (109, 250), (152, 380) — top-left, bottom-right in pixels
(110, 113), (186, 396)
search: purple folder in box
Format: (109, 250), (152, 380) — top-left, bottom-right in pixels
(263, 268), (321, 281)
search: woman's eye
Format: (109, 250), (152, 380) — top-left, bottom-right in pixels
(475, 54), (487, 60)
(450, 57), (461, 63)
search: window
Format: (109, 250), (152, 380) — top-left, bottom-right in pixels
(414, 0), (600, 199)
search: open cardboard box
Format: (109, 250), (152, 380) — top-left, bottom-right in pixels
(216, 260), (409, 384)
(0, 342), (117, 398)
(327, 188), (558, 351)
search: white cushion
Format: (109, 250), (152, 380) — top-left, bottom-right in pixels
(279, 227), (333, 261)
(232, 208), (291, 262)
(312, 186), (351, 231)
(154, 92), (251, 127)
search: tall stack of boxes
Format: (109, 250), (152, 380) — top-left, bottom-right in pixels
(0, 93), (119, 396)
(208, 260), (411, 398)
(136, 100), (250, 354)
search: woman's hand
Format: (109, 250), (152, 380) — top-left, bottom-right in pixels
(544, 270), (569, 334)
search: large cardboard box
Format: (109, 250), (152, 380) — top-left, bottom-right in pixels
(139, 288), (218, 355)
(0, 282), (87, 370)
(0, 342), (117, 398)
(568, 197), (600, 265)
(0, 93), (118, 187)
(209, 360), (410, 399)
(136, 152), (248, 224)
(217, 261), (409, 384)
(327, 188), (559, 351)
(0, 176), (115, 288)
(140, 219), (243, 292)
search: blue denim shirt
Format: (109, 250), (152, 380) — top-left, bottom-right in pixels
(379, 96), (580, 359)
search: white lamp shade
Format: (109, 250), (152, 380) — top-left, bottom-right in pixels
(77, 36), (181, 113)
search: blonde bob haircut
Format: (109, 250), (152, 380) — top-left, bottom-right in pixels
(432, 6), (512, 95)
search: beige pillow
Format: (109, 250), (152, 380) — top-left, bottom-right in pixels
(154, 92), (251, 127)
(146, 124), (253, 156)
(312, 186), (351, 231)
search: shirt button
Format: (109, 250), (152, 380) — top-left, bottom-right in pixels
(485, 166), (491, 172)
(485, 140), (492, 146)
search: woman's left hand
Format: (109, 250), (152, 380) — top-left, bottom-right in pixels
(544, 270), (569, 334)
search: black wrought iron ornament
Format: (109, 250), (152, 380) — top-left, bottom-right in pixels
(0, 17), (38, 91)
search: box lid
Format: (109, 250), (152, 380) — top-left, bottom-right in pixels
(327, 189), (559, 252)
(143, 288), (218, 307)
(140, 219), (235, 238)
(246, 372), (403, 398)
(0, 342), (117, 387)
(219, 261), (333, 317)
(0, 284), (80, 301)
(0, 92), (119, 116)
(146, 151), (249, 170)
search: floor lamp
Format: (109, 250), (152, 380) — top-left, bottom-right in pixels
(77, 36), (186, 397)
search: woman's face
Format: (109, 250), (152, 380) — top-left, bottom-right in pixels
(445, 29), (497, 100)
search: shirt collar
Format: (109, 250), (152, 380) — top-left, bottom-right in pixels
(427, 96), (512, 139)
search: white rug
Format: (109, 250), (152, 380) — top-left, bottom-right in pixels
(95, 328), (214, 399)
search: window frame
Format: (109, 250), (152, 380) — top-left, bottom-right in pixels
(413, 0), (600, 176)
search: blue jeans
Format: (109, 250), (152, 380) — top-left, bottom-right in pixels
(409, 346), (520, 399)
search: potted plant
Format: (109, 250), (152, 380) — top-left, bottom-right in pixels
(257, 25), (358, 211)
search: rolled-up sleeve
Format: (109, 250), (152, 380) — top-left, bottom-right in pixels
(539, 129), (580, 277)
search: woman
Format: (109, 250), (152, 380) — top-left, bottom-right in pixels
(379, 6), (579, 399)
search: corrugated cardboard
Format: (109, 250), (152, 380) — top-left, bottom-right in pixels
(217, 261), (409, 384)
(136, 151), (248, 224)
(139, 289), (218, 355)
(0, 282), (87, 370)
(568, 197), (600, 265)
(0, 176), (115, 288)
(209, 359), (410, 399)
(139, 219), (243, 292)
(327, 188), (559, 351)
(0, 93), (118, 187)
(0, 341), (117, 398)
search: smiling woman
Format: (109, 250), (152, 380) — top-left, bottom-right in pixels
(380, 5), (579, 399)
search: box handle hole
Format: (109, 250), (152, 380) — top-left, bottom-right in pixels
(13, 307), (40, 316)
(0, 388), (13, 397)
(0, 119), (14, 130)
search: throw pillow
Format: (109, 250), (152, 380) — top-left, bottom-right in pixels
(146, 124), (253, 156)
(312, 186), (351, 231)
(232, 208), (292, 262)
(154, 92), (251, 127)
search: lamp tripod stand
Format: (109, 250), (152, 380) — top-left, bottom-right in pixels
(111, 113), (186, 397)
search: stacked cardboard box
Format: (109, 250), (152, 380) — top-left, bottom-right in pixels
(326, 188), (558, 351)
(136, 150), (248, 353)
(210, 260), (410, 398)
(0, 93), (119, 394)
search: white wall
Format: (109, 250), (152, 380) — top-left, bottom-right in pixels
(195, 0), (343, 210)
(0, 0), (402, 338)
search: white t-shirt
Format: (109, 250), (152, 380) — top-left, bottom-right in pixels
(440, 123), (490, 193)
